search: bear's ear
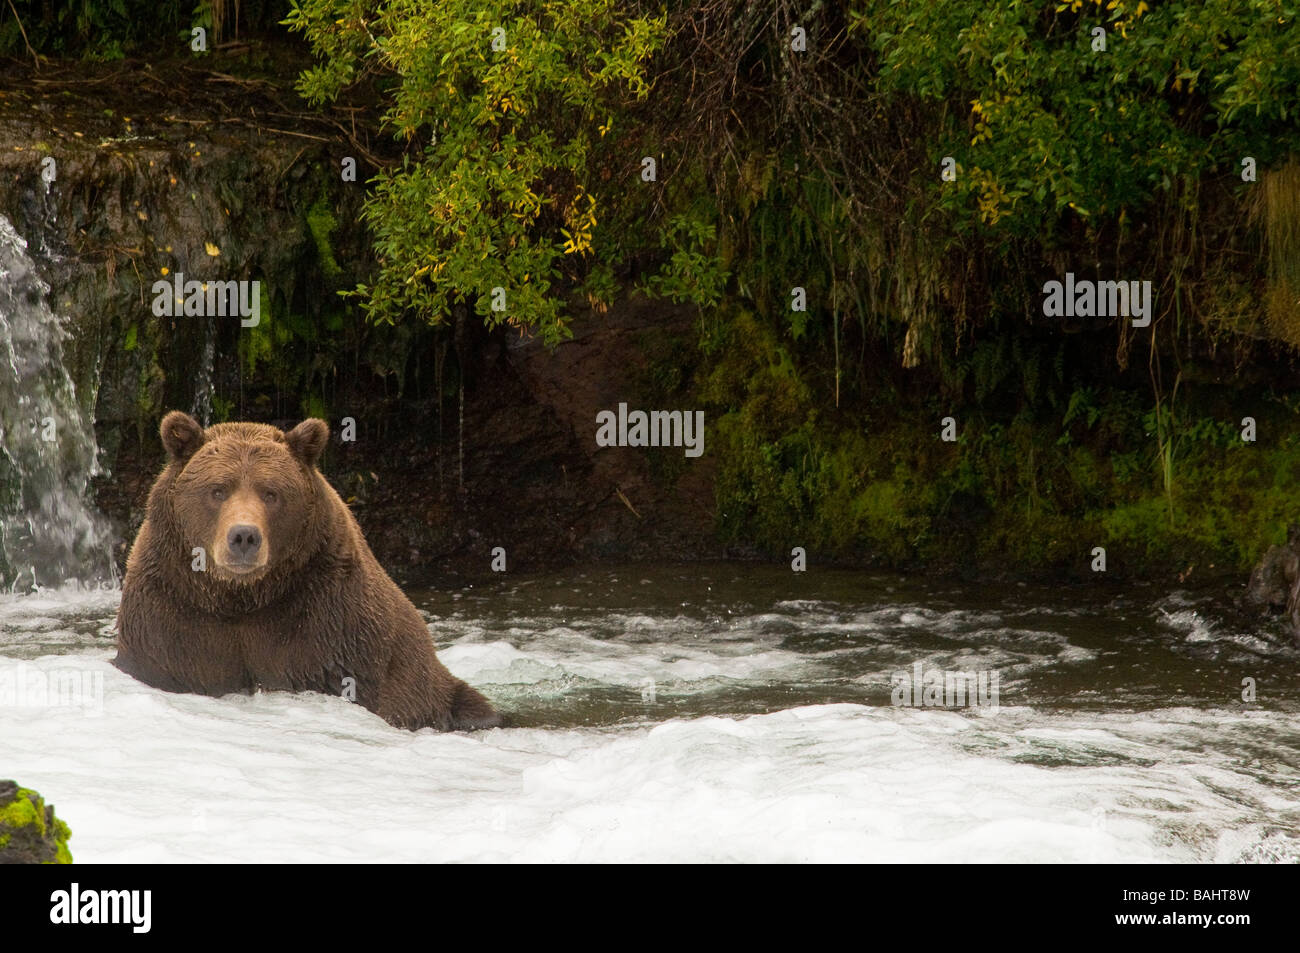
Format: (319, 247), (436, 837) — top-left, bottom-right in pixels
(284, 418), (329, 467)
(160, 411), (205, 463)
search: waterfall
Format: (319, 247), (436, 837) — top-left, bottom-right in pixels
(191, 311), (216, 427)
(0, 213), (116, 591)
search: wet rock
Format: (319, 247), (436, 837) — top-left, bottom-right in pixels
(1247, 546), (1297, 609)
(350, 300), (724, 576)
(1246, 526), (1300, 638)
(0, 59), (726, 579)
(0, 781), (73, 864)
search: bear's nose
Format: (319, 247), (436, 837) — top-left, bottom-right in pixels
(226, 524), (262, 561)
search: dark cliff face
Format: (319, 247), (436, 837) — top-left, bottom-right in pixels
(0, 60), (723, 581)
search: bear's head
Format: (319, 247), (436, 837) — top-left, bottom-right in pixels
(158, 411), (330, 585)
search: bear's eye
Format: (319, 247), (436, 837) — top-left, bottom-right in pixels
(208, 486), (226, 502)
(262, 490), (278, 505)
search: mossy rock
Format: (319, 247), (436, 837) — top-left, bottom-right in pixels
(0, 781), (73, 864)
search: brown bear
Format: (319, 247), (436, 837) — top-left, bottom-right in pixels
(113, 411), (502, 731)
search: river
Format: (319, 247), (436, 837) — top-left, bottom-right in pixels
(1, 562), (1297, 862)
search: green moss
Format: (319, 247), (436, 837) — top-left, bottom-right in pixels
(239, 284), (275, 375)
(0, 784), (72, 864)
(1, 788), (44, 834)
(307, 193), (343, 280)
(53, 818), (73, 865)
(302, 394), (329, 421)
(695, 297), (1300, 576)
(1094, 436), (1300, 572)
(211, 394), (235, 423)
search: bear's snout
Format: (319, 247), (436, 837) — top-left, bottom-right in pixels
(226, 524), (263, 562)
(213, 495), (271, 576)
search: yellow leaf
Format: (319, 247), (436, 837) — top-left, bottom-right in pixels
(205, 242), (220, 257)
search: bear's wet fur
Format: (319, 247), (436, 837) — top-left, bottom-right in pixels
(113, 411), (502, 731)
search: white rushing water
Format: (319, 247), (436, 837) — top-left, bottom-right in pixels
(2, 572), (1297, 864)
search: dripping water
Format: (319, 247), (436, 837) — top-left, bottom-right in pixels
(0, 214), (117, 591)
